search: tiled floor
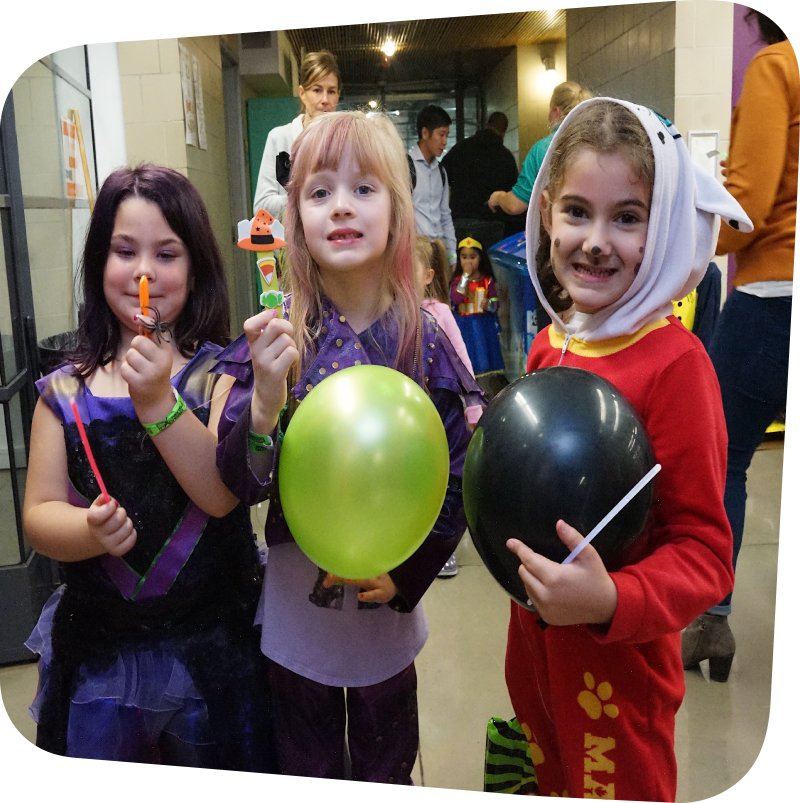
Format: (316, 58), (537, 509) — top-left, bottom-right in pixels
(0, 445), (781, 800)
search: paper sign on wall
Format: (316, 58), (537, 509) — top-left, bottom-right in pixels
(192, 54), (208, 150)
(61, 117), (85, 199)
(179, 44), (198, 147)
(688, 131), (720, 178)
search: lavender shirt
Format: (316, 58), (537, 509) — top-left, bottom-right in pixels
(216, 298), (483, 687)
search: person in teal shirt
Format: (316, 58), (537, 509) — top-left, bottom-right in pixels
(488, 82), (592, 216)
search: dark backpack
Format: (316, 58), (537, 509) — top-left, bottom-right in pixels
(276, 152), (292, 188)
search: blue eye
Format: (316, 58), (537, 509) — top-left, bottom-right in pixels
(311, 188), (329, 199)
(356, 185), (373, 195)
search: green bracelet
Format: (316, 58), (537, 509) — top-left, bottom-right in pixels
(142, 389), (187, 436)
(249, 430), (274, 453)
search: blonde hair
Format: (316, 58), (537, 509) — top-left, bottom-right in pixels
(284, 111), (420, 385)
(537, 100), (655, 311)
(549, 81), (593, 119)
(414, 236), (450, 304)
(299, 50), (341, 92)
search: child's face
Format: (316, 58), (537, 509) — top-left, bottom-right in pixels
(299, 150), (391, 279)
(104, 197), (190, 336)
(540, 149), (650, 314)
(460, 247), (481, 277)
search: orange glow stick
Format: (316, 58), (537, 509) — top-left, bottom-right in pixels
(139, 276), (150, 338)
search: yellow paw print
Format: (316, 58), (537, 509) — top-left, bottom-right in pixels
(577, 672), (619, 720)
(549, 791), (569, 797)
(519, 721), (545, 766)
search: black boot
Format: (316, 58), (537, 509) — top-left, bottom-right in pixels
(681, 613), (735, 682)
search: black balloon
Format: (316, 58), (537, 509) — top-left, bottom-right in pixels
(463, 366), (656, 609)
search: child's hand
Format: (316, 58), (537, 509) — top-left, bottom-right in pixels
(86, 495), (137, 557)
(122, 331), (175, 420)
(244, 309), (299, 434)
(506, 520), (618, 626)
(323, 572), (398, 604)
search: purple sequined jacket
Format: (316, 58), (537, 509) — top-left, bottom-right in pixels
(214, 298), (485, 612)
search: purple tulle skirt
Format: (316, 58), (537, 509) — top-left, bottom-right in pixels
(26, 586), (215, 760)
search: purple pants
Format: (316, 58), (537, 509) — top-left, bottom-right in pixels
(268, 659), (418, 784)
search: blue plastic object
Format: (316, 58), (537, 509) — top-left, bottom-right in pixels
(488, 232), (541, 380)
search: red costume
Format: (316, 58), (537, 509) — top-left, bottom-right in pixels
(506, 318), (734, 800)
(503, 98), (750, 801)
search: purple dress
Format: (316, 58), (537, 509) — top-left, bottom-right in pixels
(26, 343), (276, 771)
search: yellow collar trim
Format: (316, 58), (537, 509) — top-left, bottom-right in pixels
(548, 318), (670, 357)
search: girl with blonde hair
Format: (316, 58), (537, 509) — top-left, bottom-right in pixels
(215, 110), (482, 783)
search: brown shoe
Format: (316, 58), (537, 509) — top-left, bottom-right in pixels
(681, 613), (735, 682)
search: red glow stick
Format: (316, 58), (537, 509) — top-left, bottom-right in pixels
(69, 398), (110, 503)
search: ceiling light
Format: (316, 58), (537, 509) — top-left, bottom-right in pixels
(381, 39), (396, 57)
(369, 100), (377, 108)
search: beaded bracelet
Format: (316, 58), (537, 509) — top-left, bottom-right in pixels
(248, 430), (274, 453)
(142, 388), (187, 437)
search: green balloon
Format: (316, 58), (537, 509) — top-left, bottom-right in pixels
(279, 364), (450, 579)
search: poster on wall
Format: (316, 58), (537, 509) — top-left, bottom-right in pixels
(192, 54), (208, 150)
(61, 117), (85, 199)
(179, 43), (198, 147)
(688, 131), (720, 179)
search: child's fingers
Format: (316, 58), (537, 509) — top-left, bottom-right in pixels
(555, 520), (585, 550)
(105, 522), (137, 556)
(357, 586), (390, 603)
(87, 496), (118, 526)
(244, 310), (279, 344)
(507, 538), (561, 585)
(556, 519), (604, 567)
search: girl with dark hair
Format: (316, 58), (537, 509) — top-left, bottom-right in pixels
(449, 236), (504, 376)
(23, 165), (276, 771)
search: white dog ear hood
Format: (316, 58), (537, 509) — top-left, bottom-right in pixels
(525, 98), (753, 342)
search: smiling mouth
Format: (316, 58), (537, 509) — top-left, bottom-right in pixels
(573, 263), (618, 279)
(328, 230), (363, 241)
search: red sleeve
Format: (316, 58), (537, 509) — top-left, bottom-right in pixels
(592, 348), (734, 644)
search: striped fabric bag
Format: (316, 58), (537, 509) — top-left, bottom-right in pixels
(484, 716), (538, 795)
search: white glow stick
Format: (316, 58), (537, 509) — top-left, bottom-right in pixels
(562, 463), (662, 565)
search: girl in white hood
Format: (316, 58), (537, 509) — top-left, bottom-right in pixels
(503, 98), (752, 801)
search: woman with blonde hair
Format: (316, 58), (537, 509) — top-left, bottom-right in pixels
(253, 50), (342, 218)
(488, 80), (592, 216)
